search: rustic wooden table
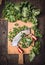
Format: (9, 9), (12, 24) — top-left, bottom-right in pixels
(0, 0), (45, 64)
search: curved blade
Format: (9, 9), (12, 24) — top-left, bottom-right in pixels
(12, 28), (31, 46)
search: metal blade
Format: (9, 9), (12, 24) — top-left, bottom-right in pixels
(12, 28), (31, 46)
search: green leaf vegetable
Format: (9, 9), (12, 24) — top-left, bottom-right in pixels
(29, 51), (35, 62)
(2, 1), (40, 23)
(2, 2), (16, 22)
(20, 36), (32, 48)
(29, 41), (40, 62)
(32, 9), (40, 16)
(8, 26), (32, 47)
(8, 26), (28, 41)
(32, 26), (42, 38)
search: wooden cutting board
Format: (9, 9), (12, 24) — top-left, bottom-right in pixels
(8, 20), (34, 64)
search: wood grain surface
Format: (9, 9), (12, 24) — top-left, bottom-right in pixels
(8, 20), (34, 54)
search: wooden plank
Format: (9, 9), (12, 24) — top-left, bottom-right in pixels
(18, 54), (23, 64)
(0, 19), (8, 54)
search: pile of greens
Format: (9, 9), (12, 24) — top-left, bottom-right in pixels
(2, 1), (40, 23)
(29, 41), (40, 62)
(8, 26), (28, 41)
(20, 34), (32, 48)
(8, 26), (32, 48)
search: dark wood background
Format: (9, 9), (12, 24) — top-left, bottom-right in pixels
(0, 0), (45, 65)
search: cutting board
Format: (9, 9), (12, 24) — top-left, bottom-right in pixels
(8, 20), (34, 64)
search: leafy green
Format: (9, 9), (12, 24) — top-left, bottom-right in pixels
(32, 9), (40, 16)
(35, 29), (42, 38)
(22, 17), (28, 22)
(29, 51), (35, 62)
(32, 26), (42, 38)
(2, 2), (16, 22)
(2, 1), (40, 22)
(22, 7), (29, 17)
(29, 41), (40, 62)
(33, 41), (40, 54)
(30, 16), (38, 25)
(20, 37), (32, 48)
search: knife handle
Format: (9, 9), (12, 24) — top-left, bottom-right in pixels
(17, 46), (24, 53)
(30, 34), (37, 41)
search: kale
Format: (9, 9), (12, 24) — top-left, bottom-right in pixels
(2, 1), (40, 23)
(29, 41), (40, 62)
